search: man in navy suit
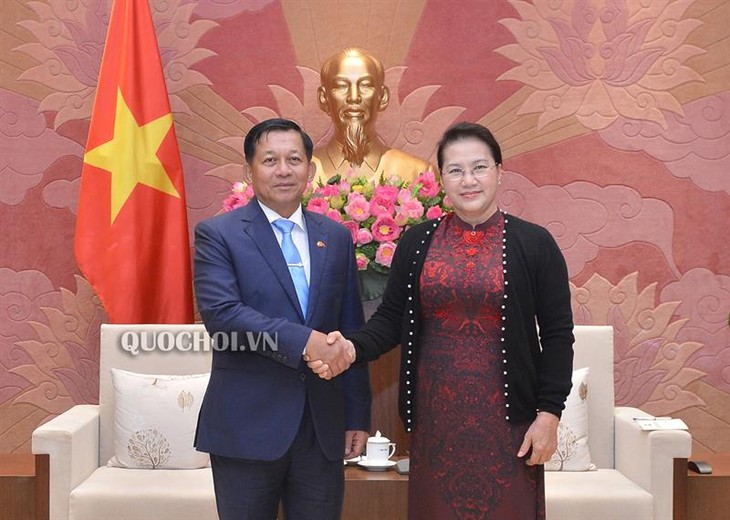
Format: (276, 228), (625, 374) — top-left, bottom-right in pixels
(193, 118), (371, 520)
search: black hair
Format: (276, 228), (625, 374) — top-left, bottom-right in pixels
(243, 118), (314, 164)
(436, 122), (502, 171)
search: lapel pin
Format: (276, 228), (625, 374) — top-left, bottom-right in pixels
(316, 240), (326, 248)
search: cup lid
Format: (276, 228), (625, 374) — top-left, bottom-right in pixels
(368, 430), (390, 442)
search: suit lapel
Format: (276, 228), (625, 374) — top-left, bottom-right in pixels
(304, 211), (328, 324)
(241, 200), (304, 320)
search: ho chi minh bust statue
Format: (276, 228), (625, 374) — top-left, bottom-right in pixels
(313, 47), (434, 186)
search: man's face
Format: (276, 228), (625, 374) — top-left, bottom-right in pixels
(319, 54), (388, 133)
(243, 130), (315, 218)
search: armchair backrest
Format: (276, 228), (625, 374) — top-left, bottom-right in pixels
(98, 324), (212, 465)
(571, 325), (615, 469)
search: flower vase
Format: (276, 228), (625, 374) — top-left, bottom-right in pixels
(358, 267), (389, 301)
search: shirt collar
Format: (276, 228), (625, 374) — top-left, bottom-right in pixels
(258, 201), (306, 232)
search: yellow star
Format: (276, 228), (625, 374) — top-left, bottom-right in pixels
(84, 88), (180, 223)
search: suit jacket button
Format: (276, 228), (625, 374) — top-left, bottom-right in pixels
(300, 373), (306, 381)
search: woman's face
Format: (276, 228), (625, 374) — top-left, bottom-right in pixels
(440, 137), (502, 225)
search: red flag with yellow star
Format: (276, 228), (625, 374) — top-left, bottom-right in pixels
(75, 0), (193, 323)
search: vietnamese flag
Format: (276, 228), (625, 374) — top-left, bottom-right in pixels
(75, 0), (193, 323)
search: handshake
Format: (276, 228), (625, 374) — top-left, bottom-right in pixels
(303, 330), (355, 380)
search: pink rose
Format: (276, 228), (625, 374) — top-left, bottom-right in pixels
(373, 184), (399, 203)
(326, 209), (343, 223)
(370, 193), (396, 217)
(306, 197), (329, 215)
(415, 171), (440, 198)
(344, 193), (371, 222)
(375, 242), (397, 267)
(223, 182), (255, 211)
(426, 205), (444, 219)
(394, 207), (410, 227)
(397, 188), (414, 204)
(401, 198), (424, 219)
(371, 215), (401, 243)
(222, 192), (248, 211)
(356, 252), (370, 271)
(341, 220), (358, 243)
(320, 184), (340, 197)
(356, 228), (373, 246)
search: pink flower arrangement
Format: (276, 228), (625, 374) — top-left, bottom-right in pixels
(302, 170), (450, 273)
(222, 170), (450, 293)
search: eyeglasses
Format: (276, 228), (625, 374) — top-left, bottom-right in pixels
(443, 163), (498, 181)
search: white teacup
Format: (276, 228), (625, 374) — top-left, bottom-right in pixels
(366, 431), (396, 462)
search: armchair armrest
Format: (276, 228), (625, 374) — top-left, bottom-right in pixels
(614, 406), (691, 520)
(32, 404), (100, 520)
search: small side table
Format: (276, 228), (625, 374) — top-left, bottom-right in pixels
(342, 459), (408, 520)
(0, 453), (49, 520)
(674, 453), (730, 520)
(276, 457), (409, 520)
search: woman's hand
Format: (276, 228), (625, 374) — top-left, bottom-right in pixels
(517, 411), (560, 465)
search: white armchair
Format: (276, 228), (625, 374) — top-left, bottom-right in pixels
(545, 325), (691, 520)
(32, 324), (690, 520)
(33, 324), (217, 520)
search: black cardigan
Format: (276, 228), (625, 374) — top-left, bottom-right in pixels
(349, 212), (574, 432)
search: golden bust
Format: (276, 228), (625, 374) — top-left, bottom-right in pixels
(313, 47), (434, 185)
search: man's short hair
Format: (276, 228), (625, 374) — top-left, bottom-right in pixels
(436, 122), (503, 171)
(320, 47), (385, 86)
(243, 118), (314, 164)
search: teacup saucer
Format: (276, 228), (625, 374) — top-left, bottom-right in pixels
(357, 459), (397, 471)
(344, 455), (363, 465)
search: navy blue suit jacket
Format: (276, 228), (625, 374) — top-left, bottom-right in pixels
(193, 199), (371, 462)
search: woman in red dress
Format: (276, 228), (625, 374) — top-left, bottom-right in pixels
(313, 123), (574, 519)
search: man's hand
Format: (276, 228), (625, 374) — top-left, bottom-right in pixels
(517, 411), (560, 466)
(303, 330), (354, 379)
(345, 430), (368, 459)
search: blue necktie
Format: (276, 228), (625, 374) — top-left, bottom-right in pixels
(272, 219), (309, 318)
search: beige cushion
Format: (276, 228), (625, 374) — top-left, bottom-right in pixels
(69, 466), (217, 520)
(108, 369), (210, 469)
(546, 367), (596, 471)
(546, 469), (653, 520)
